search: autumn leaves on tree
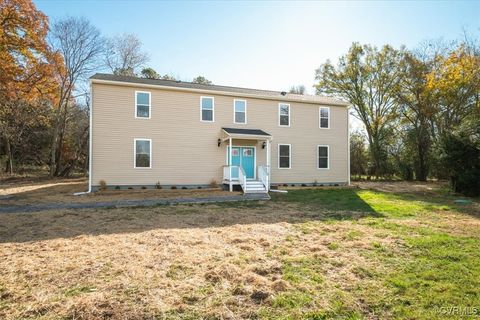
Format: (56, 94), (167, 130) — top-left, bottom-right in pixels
(0, 0), (61, 174)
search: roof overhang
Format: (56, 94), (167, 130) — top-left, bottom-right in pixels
(221, 128), (272, 141)
(90, 78), (350, 107)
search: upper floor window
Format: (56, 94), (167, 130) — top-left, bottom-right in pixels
(134, 139), (151, 168)
(200, 96), (214, 122)
(318, 145), (329, 169)
(278, 144), (291, 169)
(135, 91), (151, 118)
(319, 107), (330, 128)
(279, 103), (290, 127)
(234, 99), (247, 124)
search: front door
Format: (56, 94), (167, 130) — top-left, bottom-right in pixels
(228, 147), (255, 179)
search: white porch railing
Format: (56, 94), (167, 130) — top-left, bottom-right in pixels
(258, 165), (270, 192)
(222, 165), (248, 193)
(238, 166), (247, 193)
(223, 165), (232, 181)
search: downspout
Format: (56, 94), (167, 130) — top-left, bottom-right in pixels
(347, 106), (351, 186)
(266, 138), (271, 191)
(74, 80), (94, 196)
(229, 137), (232, 192)
(88, 79), (93, 193)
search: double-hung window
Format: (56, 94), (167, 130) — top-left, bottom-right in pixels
(234, 99), (247, 124)
(134, 139), (151, 168)
(135, 91), (151, 118)
(279, 103), (290, 127)
(200, 96), (214, 122)
(318, 145), (329, 169)
(319, 107), (330, 129)
(278, 144), (291, 169)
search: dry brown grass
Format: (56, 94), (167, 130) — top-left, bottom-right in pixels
(0, 203), (292, 318)
(2, 200), (475, 319)
(354, 180), (448, 194)
(0, 180), (478, 319)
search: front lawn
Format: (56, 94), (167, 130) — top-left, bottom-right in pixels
(0, 183), (478, 319)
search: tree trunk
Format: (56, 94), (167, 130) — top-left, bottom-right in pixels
(50, 99), (68, 177)
(5, 138), (14, 175)
(49, 114), (60, 177)
(59, 125), (88, 177)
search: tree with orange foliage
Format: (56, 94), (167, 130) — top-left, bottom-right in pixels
(426, 45), (480, 136)
(0, 0), (62, 173)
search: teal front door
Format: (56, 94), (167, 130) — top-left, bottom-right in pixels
(228, 147), (255, 179)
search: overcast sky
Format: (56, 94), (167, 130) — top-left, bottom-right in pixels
(35, 0), (479, 95)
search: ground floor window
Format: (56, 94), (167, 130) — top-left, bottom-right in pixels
(135, 139), (151, 168)
(318, 145), (329, 169)
(278, 144), (291, 169)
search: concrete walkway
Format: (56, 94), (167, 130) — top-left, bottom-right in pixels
(0, 193), (271, 214)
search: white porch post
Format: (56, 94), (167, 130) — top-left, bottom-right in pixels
(229, 137), (232, 192)
(266, 139), (271, 191)
(266, 139), (271, 170)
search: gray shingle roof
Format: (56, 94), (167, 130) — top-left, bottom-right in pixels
(223, 127), (271, 136)
(90, 73), (349, 106)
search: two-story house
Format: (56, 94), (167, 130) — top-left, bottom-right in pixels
(89, 74), (350, 193)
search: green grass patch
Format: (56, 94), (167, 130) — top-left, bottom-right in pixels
(64, 285), (96, 297)
(268, 187), (480, 319)
(282, 257), (324, 285)
(386, 233), (480, 319)
(272, 188), (472, 220)
(272, 291), (313, 309)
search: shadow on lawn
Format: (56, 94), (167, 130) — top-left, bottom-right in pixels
(0, 188), (384, 243)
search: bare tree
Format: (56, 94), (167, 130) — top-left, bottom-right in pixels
(105, 33), (149, 76)
(49, 16), (105, 176)
(289, 85), (306, 95)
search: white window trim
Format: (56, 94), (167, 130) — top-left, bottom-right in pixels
(317, 145), (330, 170)
(233, 99), (247, 124)
(278, 143), (291, 169)
(135, 91), (151, 119)
(278, 103), (290, 127)
(319, 106), (330, 129)
(200, 96), (215, 122)
(134, 138), (152, 169)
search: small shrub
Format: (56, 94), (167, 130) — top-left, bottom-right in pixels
(301, 184), (308, 187)
(128, 187), (133, 190)
(155, 181), (162, 189)
(99, 180), (107, 191)
(171, 186), (177, 190)
(439, 122), (480, 196)
(141, 186), (147, 190)
(283, 183), (288, 187)
(291, 184), (295, 187)
(181, 186), (188, 190)
(209, 179), (218, 188)
(114, 186), (120, 190)
(197, 186), (202, 189)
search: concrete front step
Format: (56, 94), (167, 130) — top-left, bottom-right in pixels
(243, 180), (268, 194)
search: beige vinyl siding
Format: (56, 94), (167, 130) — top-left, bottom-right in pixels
(91, 83), (348, 186)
